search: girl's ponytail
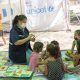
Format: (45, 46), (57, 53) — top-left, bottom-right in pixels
(12, 15), (19, 26)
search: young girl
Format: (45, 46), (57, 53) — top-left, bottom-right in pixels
(29, 41), (43, 71)
(44, 42), (65, 80)
(67, 30), (80, 66)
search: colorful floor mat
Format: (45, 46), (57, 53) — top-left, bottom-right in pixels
(0, 51), (80, 80)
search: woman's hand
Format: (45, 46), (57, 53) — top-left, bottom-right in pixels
(30, 37), (35, 42)
(30, 35), (35, 42)
(28, 34), (34, 39)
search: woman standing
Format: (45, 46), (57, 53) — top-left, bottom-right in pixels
(9, 15), (35, 64)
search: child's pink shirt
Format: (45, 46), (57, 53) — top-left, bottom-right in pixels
(29, 52), (39, 70)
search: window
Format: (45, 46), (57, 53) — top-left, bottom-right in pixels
(2, 9), (7, 17)
(11, 8), (13, 15)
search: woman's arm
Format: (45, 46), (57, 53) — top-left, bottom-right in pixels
(14, 34), (33, 45)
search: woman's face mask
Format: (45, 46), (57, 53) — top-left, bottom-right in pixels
(21, 23), (26, 28)
(19, 19), (27, 28)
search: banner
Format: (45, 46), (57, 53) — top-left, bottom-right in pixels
(25, 0), (68, 31)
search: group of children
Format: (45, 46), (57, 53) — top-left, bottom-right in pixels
(27, 29), (80, 80)
(29, 41), (65, 80)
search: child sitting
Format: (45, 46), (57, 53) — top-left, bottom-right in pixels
(67, 30), (80, 66)
(43, 42), (65, 80)
(71, 30), (80, 54)
(29, 41), (44, 71)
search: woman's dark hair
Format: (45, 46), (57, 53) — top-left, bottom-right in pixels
(33, 42), (43, 53)
(12, 15), (27, 26)
(47, 42), (60, 59)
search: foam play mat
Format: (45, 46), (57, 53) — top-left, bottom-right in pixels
(0, 51), (80, 80)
